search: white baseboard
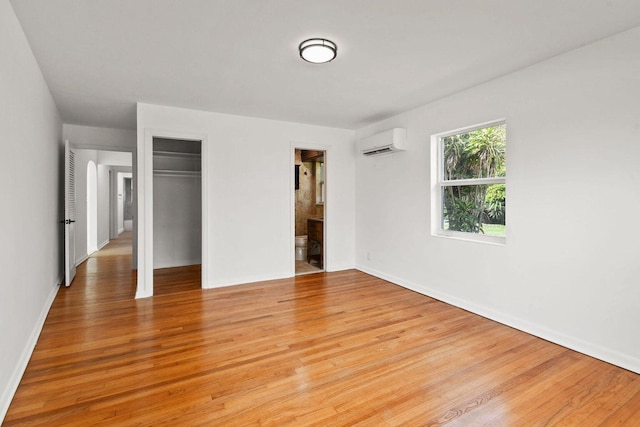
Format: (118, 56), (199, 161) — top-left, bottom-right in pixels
(153, 259), (201, 270)
(75, 253), (89, 266)
(203, 272), (291, 290)
(356, 264), (640, 374)
(326, 264), (355, 273)
(203, 265), (356, 291)
(0, 279), (59, 423)
(135, 288), (152, 299)
(97, 239), (109, 251)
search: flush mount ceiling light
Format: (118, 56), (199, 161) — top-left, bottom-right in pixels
(299, 38), (337, 64)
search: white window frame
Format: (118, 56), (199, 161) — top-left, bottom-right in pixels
(430, 119), (506, 245)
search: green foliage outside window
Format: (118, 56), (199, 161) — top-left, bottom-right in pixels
(442, 124), (506, 235)
(484, 183), (505, 224)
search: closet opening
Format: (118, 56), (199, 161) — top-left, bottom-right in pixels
(152, 137), (202, 294)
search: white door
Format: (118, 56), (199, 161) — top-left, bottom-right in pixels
(64, 139), (77, 286)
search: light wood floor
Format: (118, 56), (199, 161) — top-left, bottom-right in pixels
(5, 237), (640, 425)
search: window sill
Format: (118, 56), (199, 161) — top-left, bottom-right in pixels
(432, 231), (506, 246)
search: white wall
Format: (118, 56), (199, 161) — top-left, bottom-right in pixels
(73, 149), (117, 262)
(97, 164), (110, 248)
(73, 149), (98, 263)
(153, 174), (202, 268)
(137, 103), (355, 295)
(355, 27), (640, 373)
(0, 0), (62, 420)
(63, 124), (136, 150)
(98, 150), (133, 166)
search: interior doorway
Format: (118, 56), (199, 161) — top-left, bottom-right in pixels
(70, 148), (133, 267)
(123, 177), (133, 231)
(294, 149), (325, 275)
(152, 137), (202, 293)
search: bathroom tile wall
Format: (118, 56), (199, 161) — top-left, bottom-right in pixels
(295, 149), (317, 236)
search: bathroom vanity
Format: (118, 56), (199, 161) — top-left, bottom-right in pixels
(307, 218), (323, 268)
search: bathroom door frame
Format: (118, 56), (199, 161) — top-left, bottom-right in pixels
(290, 142), (331, 276)
(137, 128), (209, 298)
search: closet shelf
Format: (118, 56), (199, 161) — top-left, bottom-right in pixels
(153, 150), (201, 158)
(153, 169), (201, 177)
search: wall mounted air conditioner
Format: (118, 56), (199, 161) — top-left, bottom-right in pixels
(358, 128), (406, 156)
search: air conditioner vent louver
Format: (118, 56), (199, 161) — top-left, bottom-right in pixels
(358, 128), (406, 156)
(363, 147), (392, 156)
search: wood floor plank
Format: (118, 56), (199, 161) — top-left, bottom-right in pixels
(4, 232), (640, 425)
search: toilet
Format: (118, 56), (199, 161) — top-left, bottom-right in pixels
(295, 235), (308, 261)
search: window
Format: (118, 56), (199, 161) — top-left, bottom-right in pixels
(316, 161), (325, 204)
(432, 120), (506, 244)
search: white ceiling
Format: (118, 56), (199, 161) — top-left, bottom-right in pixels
(10, 0), (640, 131)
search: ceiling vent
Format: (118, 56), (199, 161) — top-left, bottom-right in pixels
(359, 128), (406, 156)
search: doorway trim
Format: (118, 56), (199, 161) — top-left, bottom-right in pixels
(109, 170), (133, 239)
(290, 141), (331, 277)
(137, 128), (209, 298)
(86, 160), (98, 255)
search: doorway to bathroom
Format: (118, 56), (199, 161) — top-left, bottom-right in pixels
(294, 149), (325, 275)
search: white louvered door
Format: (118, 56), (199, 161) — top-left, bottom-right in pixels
(64, 139), (77, 286)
